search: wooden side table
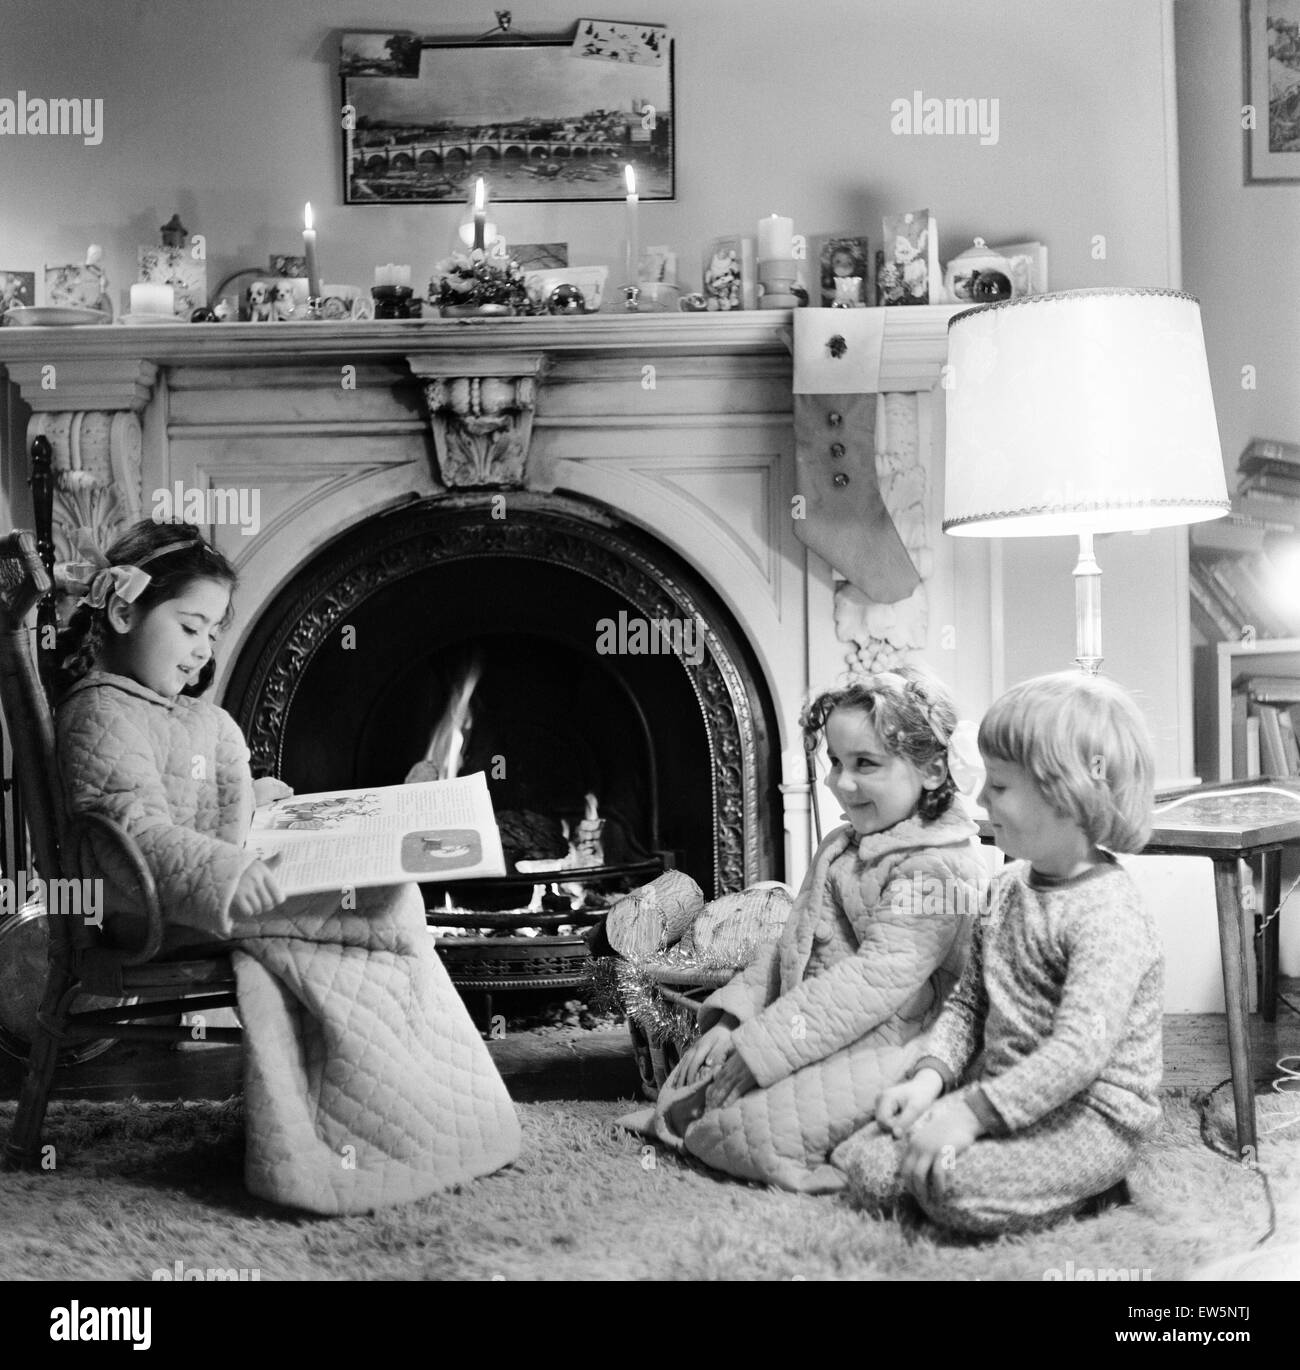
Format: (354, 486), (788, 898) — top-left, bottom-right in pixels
(980, 780), (1298, 1162)
(1142, 780), (1298, 1161)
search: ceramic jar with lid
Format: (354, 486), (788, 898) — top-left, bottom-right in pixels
(944, 238), (1018, 304)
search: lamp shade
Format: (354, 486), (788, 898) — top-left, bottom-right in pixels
(943, 288), (1229, 537)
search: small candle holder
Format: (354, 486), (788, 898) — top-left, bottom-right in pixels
(623, 284), (641, 313)
(371, 284), (415, 320)
(757, 258), (800, 310)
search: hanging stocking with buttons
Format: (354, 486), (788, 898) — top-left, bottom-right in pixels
(789, 312), (920, 603)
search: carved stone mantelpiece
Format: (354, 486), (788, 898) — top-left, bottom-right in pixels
(407, 351), (547, 488)
(0, 310), (961, 886)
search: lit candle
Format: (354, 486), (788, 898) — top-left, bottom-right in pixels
(624, 163), (639, 286)
(473, 178), (486, 253)
(757, 214), (793, 260)
(129, 283), (174, 316)
(303, 202), (321, 298)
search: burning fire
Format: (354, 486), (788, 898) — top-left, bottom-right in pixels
(406, 653), (483, 783)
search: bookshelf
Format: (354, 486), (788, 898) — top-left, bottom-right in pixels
(1196, 637), (1300, 780)
(1190, 439), (1300, 780)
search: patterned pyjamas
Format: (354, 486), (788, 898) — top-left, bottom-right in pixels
(831, 1096), (1137, 1235)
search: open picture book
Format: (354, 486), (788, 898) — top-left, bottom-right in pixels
(245, 771), (506, 896)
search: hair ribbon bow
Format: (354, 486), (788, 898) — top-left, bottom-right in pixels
(55, 531), (151, 610)
(947, 719), (984, 796)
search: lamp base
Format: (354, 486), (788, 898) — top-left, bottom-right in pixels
(1073, 530), (1103, 675)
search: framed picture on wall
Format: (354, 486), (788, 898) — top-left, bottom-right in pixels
(340, 33), (675, 204)
(1243, 0), (1300, 182)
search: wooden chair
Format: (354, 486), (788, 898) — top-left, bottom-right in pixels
(0, 530), (241, 1169)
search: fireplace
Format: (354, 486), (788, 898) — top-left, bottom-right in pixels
(223, 491), (781, 896)
(0, 311), (964, 902)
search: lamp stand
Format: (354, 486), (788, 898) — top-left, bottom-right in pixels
(1073, 530), (1103, 675)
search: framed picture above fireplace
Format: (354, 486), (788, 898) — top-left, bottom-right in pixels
(340, 32), (675, 204)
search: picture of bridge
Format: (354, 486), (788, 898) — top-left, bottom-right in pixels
(340, 39), (674, 204)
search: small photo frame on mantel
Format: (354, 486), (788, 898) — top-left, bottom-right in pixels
(340, 31), (675, 204)
(1243, 0), (1300, 182)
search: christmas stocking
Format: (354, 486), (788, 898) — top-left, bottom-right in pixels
(790, 310), (920, 603)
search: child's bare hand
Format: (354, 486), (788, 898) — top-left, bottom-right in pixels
(876, 1069), (944, 1138)
(679, 1022), (735, 1085)
(231, 855), (285, 918)
(252, 776), (294, 807)
(705, 1053), (757, 1110)
(896, 1096), (982, 1205)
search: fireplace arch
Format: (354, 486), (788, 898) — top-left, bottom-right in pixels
(222, 490), (782, 895)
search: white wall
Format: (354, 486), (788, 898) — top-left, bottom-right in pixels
(0, 0), (1182, 305)
(0, 0), (1236, 1000)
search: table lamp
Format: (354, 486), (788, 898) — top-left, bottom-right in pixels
(943, 287), (1230, 673)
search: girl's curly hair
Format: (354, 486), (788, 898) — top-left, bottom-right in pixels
(54, 519), (238, 702)
(800, 665), (959, 821)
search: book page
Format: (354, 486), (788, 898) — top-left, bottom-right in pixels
(246, 772), (505, 895)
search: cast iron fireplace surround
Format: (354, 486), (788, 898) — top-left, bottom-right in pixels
(223, 491), (781, 897)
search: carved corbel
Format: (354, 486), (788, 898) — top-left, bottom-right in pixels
(407, 352), (547, 488)
(5, 358), (157, 559)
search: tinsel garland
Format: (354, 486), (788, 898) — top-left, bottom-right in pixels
(613, 953), (736, 1052)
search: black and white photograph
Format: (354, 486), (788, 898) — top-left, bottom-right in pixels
(0, 0), (1299, 1330)
(342, 38), (674, 204)
(818, 234), (870, 306)
(0, 271), (34, 322)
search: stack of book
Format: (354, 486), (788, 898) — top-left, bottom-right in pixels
(1231, 674), (1300, 777)
(1188, 437), (1300, 642)
(1237, 436), (1300, 513)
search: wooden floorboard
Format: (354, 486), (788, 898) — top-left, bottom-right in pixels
(2, 984), (1297, 1106)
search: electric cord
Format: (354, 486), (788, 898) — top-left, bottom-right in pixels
(1193, 1076), (1277, 1247)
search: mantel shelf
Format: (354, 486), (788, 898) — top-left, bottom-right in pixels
(0, 304), (965, 391)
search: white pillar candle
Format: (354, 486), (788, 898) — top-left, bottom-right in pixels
(303, 202), (321, 297)
(757, 214), (793, 260)
(130, 283), (174, 316)
(473, 178), (487, 253)
(624, 164), (640, 286)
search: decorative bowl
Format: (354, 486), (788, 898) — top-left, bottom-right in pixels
(524, 266), (608, 313)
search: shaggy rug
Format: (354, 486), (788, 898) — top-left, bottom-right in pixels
(0, 1088), (1297, 1281)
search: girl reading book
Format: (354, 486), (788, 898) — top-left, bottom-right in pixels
(54, 518), (521, 1213)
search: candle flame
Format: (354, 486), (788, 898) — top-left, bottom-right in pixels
(474, 178), (485, 211)
(304, 202), (314, 230)
(624, 164), (637, 197)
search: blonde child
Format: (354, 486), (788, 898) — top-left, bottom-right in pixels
(834, 671), (1162, 1234)
(54, 518), (521, 1212)
(621, 668), (989, 1192)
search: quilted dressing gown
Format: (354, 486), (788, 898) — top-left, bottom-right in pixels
(57, 671), (521, 1214)
(622, 806), (987, 1192)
